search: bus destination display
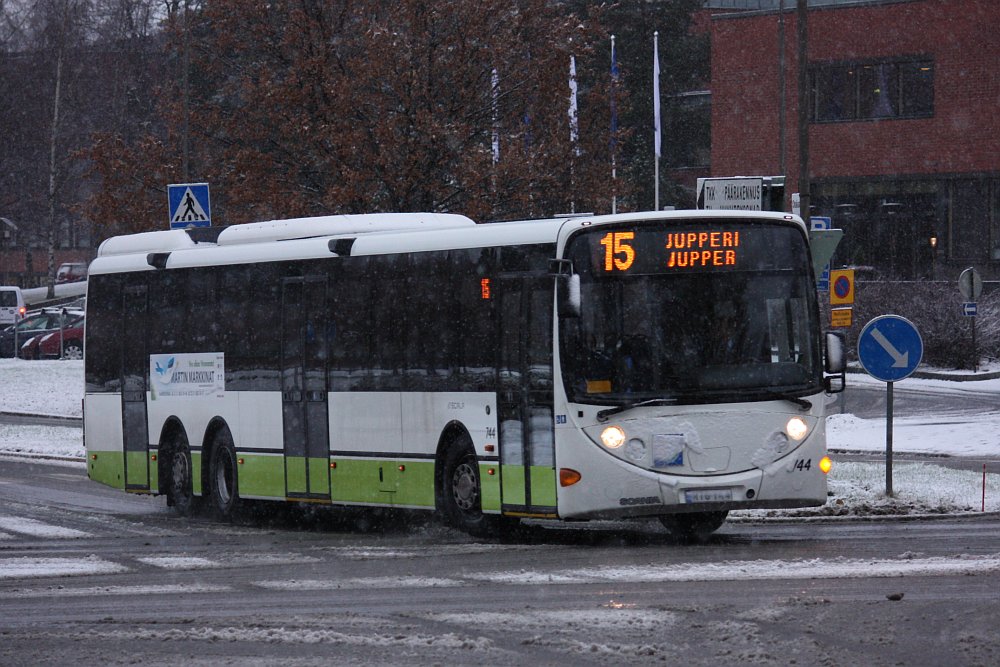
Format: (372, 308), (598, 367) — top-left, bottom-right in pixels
(596, 228), (742, 274)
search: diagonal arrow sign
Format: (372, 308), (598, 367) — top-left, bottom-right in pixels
(871, 327), (909, 368)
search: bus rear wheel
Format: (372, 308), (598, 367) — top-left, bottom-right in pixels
(209, 431), (240, 520)
(165, 433), (199, 517)
(659, 511), (729, 542)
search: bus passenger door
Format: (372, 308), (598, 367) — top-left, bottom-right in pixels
(497, 274), (557, 517)
(122, 284), (150, 491)
(281, 276), (331, 500)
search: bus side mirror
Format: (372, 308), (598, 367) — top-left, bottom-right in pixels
(557, 273), (581, 319)
(824, 331), (846, 393)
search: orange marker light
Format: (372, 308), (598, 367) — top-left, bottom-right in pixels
(559, 468), (582, 487)
(150, 454), (157, 462)
(237, 458), (245, 465)
(480, 278), (491, 300)
(330, 461), (337, 469)
(819, 456), (833, 474)
(487, 468), (496, 476)
(398, 465), (405, 472)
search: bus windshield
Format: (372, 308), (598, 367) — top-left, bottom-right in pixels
(559, 220), (822, 406)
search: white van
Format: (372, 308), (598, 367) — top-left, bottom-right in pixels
(0, 286), (26, 327)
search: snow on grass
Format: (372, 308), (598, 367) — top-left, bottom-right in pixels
(0, 359), (83, 418)
(827, 411), (1000, 457)
(0, 424), (82, 460)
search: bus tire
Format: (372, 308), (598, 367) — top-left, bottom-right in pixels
(659, 511), (729, 542)
(440, 437), (494, 537)
(165, 431), (200, 517)
(209, 430), (240, 520)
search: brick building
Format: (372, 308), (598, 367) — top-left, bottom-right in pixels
(706, 0), (1000, 278)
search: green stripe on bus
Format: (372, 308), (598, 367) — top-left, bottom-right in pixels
(309, 457), (330, 496)
(501, 465), (526, 506)
(480, 463), (501, 512)
(237, 454), (285, 498)
(192, 452), (204, 495)
(88, 452), (124, 489)
(125, 451), (148, 488)
(285, 456), (308, 495)
(529, 466), (557, 507)
(329, 459), (395, 505)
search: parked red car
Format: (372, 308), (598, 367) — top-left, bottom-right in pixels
(20, 316), (85, 360)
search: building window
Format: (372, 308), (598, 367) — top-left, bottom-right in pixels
(811, 59), (933, 123)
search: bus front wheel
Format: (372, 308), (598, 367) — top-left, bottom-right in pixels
(659, 511), (729, 542)
(209, 431), (240, 520)
(441, 439), (493, 537)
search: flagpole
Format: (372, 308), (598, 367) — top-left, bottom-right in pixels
(653, 31), (661, 211)
(611, 35), (618, 215)
(569, 54), (579, 213)
(491, 67), (499, 206)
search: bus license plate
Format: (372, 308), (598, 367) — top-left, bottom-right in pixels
(684, 489), (732, 504)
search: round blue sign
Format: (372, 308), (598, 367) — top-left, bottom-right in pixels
(857, 315), (923, 382)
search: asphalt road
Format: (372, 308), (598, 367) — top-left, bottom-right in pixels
(1, 458), (998, 666)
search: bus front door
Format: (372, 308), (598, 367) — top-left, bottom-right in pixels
(497, 274), (557, 517)
(281, 277), (331, 500)
(122, 284), (150, 492)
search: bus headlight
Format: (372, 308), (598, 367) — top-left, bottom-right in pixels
(600, 425), (627, 449)
(785, 417), (809, 441)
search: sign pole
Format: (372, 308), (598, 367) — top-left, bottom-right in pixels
(858, 315), (922, 499)
(971, 316), (977, 372)
(886, 381), (894, 497)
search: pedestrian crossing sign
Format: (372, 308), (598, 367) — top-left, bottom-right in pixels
(168, 183), (211, 229)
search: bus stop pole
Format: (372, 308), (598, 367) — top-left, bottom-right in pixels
(886, 381), (894, 497)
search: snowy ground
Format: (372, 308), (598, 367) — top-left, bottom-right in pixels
(1, 358), (998, 516)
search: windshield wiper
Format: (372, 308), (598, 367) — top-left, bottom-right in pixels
(596, 398), (677, 423)
(760, 391), (812, 411)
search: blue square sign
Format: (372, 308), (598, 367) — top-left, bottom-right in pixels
(168, 183), (211, 229)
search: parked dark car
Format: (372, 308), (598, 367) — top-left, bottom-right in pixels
(13, 310), (84, 359)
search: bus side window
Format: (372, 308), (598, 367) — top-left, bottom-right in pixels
(85, 274), (122, 393)
(329, 257), (370, 391)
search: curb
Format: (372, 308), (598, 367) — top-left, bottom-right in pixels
(0, 411), (81, 426)
(847, 365), (1000, 382)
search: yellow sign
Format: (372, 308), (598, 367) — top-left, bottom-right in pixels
(831, 307), (853, 328)
(829, 269), (855, 305)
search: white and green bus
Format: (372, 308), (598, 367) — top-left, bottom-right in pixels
(83, 210), (845, 538)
